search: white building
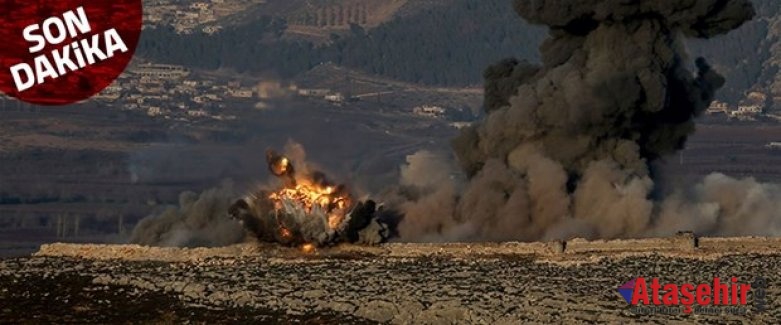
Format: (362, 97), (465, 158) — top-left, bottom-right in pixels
(325, 93), (345, 103)
(298, 88), (330, 97)
(202, 25), (222, 34)
(132, 64), (190, 79)
(730, 104), (763, 119)
(413, 105), (447, 118)
(450, 122), (472, 129)
(230, 89), (254, 98)
(706, 101), (729, 114)
(187, 109), (208, 117)
(147, 106), (163, 117)
(766, 142), (781, 149)
(191, 2), (209, 10)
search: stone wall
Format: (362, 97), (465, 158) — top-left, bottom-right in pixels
(34, 234), (781, 262)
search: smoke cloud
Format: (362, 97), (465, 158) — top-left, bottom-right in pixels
(395, 0), (781, 241)
(130, 180), (245, 247)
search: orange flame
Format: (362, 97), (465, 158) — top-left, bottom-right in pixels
(268, 180), (351, 230)
(270, 157), (290, 176)
(279, 227), (292, 239)
(301, 243), (316, 253)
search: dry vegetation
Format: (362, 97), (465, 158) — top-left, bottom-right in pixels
(0, 237), (778, 323)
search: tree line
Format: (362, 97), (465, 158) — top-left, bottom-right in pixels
(136, 0), (545, 86)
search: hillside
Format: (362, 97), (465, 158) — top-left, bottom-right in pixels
(136, 0), (780, 109)
(137, 0), (546, 85)
(260, 0), (410, 42)
(688, 0), (781, 109)
(286, 0), (408, 28)
(321, 0), (545, 85)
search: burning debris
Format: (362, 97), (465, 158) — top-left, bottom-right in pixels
(229, 148), (392, 248)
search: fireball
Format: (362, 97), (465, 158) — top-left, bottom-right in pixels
(229, 147), (389, 248)
(267, 180), (351, 231)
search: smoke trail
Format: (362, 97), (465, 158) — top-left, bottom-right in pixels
(396, 0), (781, 241)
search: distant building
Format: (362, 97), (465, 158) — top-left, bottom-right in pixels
(177, 11), (199, 20)
(139, 84), (165, 94)
(450, 122), (472, 129)
(202, 25), (221, 34)
(193, 95), (211, 104)
(212, 114), (237, 121)
(131, 64), (190, 79)
(94, 85), (122, 101)
(174, 84), (196, 94)
(735, 91), (770, 116)
(190, 2), (209, 10)
(413, 105), (447, 118)
(187, 109), (208, 117)
(147, 107), (163, 117)
(230, 89), (254, 98)
(298, 88), (330, 97)
(730, 104), (763, 119)
(706, 101), (729, 114)
(325, 93), (345, 103)
(767, 142), (781, 149)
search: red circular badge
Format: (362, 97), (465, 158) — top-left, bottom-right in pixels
(0, 1), (142, 105)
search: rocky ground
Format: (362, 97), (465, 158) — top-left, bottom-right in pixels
(1, 241), (780, 324)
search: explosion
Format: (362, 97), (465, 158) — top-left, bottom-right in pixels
(266, 149), (352, 244)
(130, 0), (779, 249)
(229, 147), (392, 249)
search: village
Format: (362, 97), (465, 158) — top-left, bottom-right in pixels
(2, 61), (780, 127)
(706, 90), (781, 122)
(83, 62), (781, 125)
(10, 61), (462, 123)
(143, 0), (266, 35)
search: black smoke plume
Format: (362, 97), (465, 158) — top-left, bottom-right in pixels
(397, 0), (781, 241)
